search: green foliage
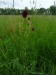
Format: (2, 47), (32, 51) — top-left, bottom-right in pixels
(50, 5), (56, 15)
(0, 8), (21, 15)
(37, 8), (46, 14)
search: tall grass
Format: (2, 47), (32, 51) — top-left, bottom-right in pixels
(0, 15), (56, 75)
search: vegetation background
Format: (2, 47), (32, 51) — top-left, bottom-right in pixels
(0, 15), (56, 75)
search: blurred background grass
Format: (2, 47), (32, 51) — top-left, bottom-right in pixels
(0, 15), (56, 75)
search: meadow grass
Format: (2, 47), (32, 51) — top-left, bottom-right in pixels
(0, 15), (56, 75)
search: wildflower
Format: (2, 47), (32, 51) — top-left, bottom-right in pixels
(22, 10), (28, 18)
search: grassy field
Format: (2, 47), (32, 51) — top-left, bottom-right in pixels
(0, 15), (56, 75)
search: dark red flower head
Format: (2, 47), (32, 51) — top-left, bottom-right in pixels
(22, 10), (28, 18)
